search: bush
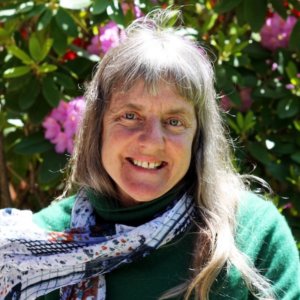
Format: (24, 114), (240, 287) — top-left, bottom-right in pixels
(0, 0), (299, 245)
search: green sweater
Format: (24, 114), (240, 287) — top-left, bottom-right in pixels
(33, 192), (300, 299)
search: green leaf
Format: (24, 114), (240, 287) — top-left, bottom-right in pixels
(107, 2), (125, 26)
(92, 0), (110, 14)
(38, 150), (67, 184)
(55, 8), (78, 37)
(244, 42), (269, 59)
(290, 0), (300, 10)
(28, 97), (51, 124)
(51, 19), (68, 56)
(59, 0), (92, 10)
(37, 8), (53, 31)
(14, 132), (53, 155)
(247, 142), (270, 165)
(0, 7), (17, 19)
(294, 120), (300, 132)
(228, 118), (241, 134)
(202, 13), (218, 32)
(277, 98), (300, 119)
(286, 61), (298, 79)
(289, 20), (300, 51)
(25, 3), (46, 19)
(39, 38), (53, 62)
(214, 0), (242, 13)
(0, 2), (34, 19)
(29, 34), (42, 62)
(5, 77), (30, 95)
(39, 63), (57, 73)
(70, 44), (100, 62)
(19, 77), (40, 110)
(16, 1), (34, 14)
(244, 111), (255, 132)
(291, 152), (300, 164)
(3, 66), (31, 78)
(53, 72), (76, 90)
(7, 45), (33, 64)
(266, 163), (288, 181)
(253, 86), (288, 99)
(236, 112), (244, 130)
(42, 76), (61, 107)
(0, 28), (10, 40)
(161, 10), (180, 28)
(273, 143), (296, 155)
(269, 0), (287, 19)
(244, 0), (267, 32)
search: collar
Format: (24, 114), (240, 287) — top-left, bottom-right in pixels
(86, 185), (185, 226)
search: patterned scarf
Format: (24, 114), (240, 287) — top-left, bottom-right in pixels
(0, 189), (195, 300)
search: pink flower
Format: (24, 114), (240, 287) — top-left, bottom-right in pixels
(42, 117), (60, 141)
(271, 62), (278, 71)
(220, 88), (253, 112)
(121, 3), (143, 18)
(260, 13), (297, 51)
(52, 132), (69, 154)
(239, 88), (253, 112)
(50, 101), (68, 123)
(87, 21), (125, 55)
(220, 94), (232, 111)
(286, 83), (295, 90)
(134, 6), (143, 18)
(42, 97), (85, 154)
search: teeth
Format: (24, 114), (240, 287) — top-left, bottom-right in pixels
(133, 160), (162, 169)
(149, 162), (155, 169)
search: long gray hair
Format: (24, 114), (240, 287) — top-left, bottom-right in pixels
(68, 9), (273, 300)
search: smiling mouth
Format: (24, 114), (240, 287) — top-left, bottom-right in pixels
(127, 158), (166, 170)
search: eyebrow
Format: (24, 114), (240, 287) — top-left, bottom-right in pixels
(114, 102), (195, 117)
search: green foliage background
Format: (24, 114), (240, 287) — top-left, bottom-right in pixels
(0, 0), (299, 246)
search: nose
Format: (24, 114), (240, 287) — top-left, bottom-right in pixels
(138, 118), (165, 151)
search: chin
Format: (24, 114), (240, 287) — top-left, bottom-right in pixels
(118, 187), (166, 206)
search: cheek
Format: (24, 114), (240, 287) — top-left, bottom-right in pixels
(171, 133), (194, 154)
(101, 126), (134, 164)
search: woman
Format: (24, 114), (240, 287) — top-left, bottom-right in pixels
(1, 10), (299, 300)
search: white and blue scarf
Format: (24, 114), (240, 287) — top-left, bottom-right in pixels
(0, 189), (195, 300)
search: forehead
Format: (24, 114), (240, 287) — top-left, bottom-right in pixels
(109, 80), (195, 114)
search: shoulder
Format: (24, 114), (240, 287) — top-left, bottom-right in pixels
(236, 191), (282, 230)
(236, 192), (300, 299)
(32, 195), (76, 231)
(236, 191), (296, 254)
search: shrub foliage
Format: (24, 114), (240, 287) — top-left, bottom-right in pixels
(0, 0), (299, 245)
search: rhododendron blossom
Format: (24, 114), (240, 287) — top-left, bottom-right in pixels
(121, 3), (143, 18)
(220, 88), (253, 112)
(42, 97), (85, 154)
(260, 13), (297, 51)
(87, 4), (142, 56)
(87, 21), (125, 55)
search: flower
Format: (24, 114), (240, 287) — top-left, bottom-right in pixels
(260, 13), (297, 51)
(42, 97), (85, 154)
(87, 21), (125, 55)
(121, 3), (143, 18)
(286, 83), (295, 90)
(220, 88), (253, 112)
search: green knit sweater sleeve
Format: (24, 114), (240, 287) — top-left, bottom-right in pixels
(32, 195), (76, 231)
(236, 193), (300, 299)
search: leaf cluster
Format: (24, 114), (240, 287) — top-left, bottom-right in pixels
(0, 0), (299, 244)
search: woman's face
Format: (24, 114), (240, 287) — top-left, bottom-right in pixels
(101, 80), (197, 206)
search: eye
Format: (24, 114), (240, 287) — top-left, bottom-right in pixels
(167, 118), (183, 127)
(123, 112), (137, 120)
